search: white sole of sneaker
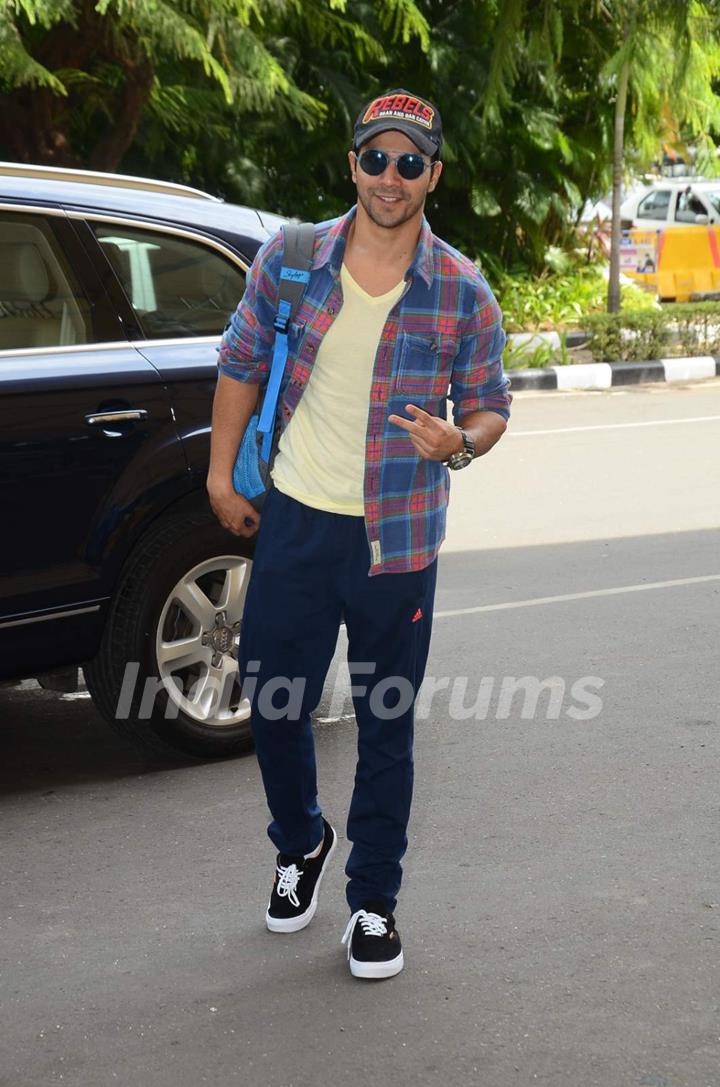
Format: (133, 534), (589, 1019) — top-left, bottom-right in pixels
(348, 950), (404, 979)
(266, 826), (337, 934)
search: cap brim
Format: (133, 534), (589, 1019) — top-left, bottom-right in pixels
(356, 120), (438, 157)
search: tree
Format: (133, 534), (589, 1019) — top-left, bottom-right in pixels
(0, 0), (324, 169)
(0, 0), (430, 204)
(599, 0), (720, 311)
(3, 0), (719, 284)
(0, 0), (616, 271)
(479, 0), (720, 306)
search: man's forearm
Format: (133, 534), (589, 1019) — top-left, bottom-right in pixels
(208, 372), (260, 491)
(459, 409), (507, 458)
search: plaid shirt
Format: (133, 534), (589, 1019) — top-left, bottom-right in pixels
(218, 205), (511, 576)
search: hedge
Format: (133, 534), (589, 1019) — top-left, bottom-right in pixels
(584, 302), (720, 362)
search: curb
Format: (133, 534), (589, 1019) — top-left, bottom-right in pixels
(508, 356), (720, 391)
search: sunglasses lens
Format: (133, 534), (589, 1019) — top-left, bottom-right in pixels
(357, 150), (430, 180)
(397, 155), (426, 180)
(358, 150), (388, 176)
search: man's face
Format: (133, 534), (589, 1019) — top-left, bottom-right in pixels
(348, 130), (442, 231)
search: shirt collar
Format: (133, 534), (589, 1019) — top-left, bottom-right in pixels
(312, 205), (435, 289)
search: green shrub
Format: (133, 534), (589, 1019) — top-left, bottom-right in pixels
(585, 302), (720, 361)
(666, 302), (720, 356)
(584, 310), (671, 361)
(502, 334), (571, 369)
(495, 266), (656, 332)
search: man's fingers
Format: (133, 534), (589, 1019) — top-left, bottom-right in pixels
(388, 413), (416, 432)
(237, 513), (260, 536)
(226, 520), (259, 538)
(405, 431), (434, 457)
(389, 411), (436, 433)
(211, 497), (260, 538)
(389, 416), (443, 458)
(411, 439), (435, 458)
(389, 409), (451, 461)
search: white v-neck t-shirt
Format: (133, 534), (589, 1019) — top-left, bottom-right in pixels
(272, 263), (405, 515)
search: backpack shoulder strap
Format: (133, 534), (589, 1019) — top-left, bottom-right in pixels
(257, 222), (315, 456)
(275, 221), (315, 330)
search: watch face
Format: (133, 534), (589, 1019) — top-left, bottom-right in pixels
(448, 449), (474, 470)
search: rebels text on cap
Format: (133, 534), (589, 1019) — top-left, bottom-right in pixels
(362, 93), (434, 131)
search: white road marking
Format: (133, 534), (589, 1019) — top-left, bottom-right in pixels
(509, 414), (720, 437)
(435, 573), (720, 619)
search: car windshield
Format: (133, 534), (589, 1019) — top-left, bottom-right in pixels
(705, 190), (720, 216)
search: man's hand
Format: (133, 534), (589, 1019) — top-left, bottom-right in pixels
(207, 374), (262, 536)
(207, 479), (261, 538)
(388, 404), (463, 461)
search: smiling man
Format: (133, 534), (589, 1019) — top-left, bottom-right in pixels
(208, 89), (511, 979)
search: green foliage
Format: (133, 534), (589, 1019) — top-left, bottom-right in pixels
(502, 333), (572, 370)
(376, 0), (430, 50)
(0, 0), (335, 170)
(584, 309), (671, 361)
(0, 0), (618, 270)
(598, 0), (720, 171)
(0, 0), (70, 92)
(585, 301), (720, 360)
(2, 0), (720, 284)
(496, 265), (657, 333)
(667, 301), (720, 355)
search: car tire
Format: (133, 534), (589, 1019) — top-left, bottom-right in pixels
(85, 509), (255, 760)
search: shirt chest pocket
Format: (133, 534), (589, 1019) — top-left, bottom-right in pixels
(394, 333), (453, 398)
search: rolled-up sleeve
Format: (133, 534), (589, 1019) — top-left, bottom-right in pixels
(450, 294), (512, 423)
(217, 230), (283, 384)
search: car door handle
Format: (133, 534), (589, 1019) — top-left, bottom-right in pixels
(85, 409), (149, 425)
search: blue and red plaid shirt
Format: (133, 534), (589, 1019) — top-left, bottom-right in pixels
(218, 205), (511, 575)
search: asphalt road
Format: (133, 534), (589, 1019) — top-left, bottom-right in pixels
(2, 380), (720, 1087)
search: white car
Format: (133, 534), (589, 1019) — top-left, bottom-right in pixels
(620, 179), (720, 230)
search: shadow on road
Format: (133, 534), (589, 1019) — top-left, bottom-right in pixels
(0, 682), (189, 796)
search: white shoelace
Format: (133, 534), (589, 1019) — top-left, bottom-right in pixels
(275, 862), (303, 908)
(341, 909), (388, 946)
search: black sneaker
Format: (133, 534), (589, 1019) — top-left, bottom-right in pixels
(341, 900), (404, 979)
(265, 819), (336, 933)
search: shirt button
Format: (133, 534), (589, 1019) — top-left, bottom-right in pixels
(328, 306), (335, 315)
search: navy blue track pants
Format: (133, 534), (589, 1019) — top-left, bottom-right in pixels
(239, 486), (437, 913)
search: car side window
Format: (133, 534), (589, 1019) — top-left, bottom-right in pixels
(675, 191), (708, 223)
(637, 190), (671, 220)
(91, 223), (246, 339)
(0, 213), (91, 352)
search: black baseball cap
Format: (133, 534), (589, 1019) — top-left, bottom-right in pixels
(353, 89), (443, 158)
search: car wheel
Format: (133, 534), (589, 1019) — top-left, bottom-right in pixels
(85, 509), (255, 760)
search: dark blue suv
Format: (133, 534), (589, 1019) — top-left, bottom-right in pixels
(0, 164), (284, 758)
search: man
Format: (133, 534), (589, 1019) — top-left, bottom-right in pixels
(208, 89), (511, 979)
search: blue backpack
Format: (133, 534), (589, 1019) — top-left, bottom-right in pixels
(232, 222), (315, 509)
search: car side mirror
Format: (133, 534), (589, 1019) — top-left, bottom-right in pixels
(694, 214), (709, 224)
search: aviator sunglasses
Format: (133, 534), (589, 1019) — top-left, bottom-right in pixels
(356, 148), (434, 181)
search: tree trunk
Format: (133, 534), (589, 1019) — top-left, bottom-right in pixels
(607, 45), (631, 312)
(88, 56), (155, 172)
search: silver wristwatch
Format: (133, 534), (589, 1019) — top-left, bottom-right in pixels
(446, 428), (475, 470)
